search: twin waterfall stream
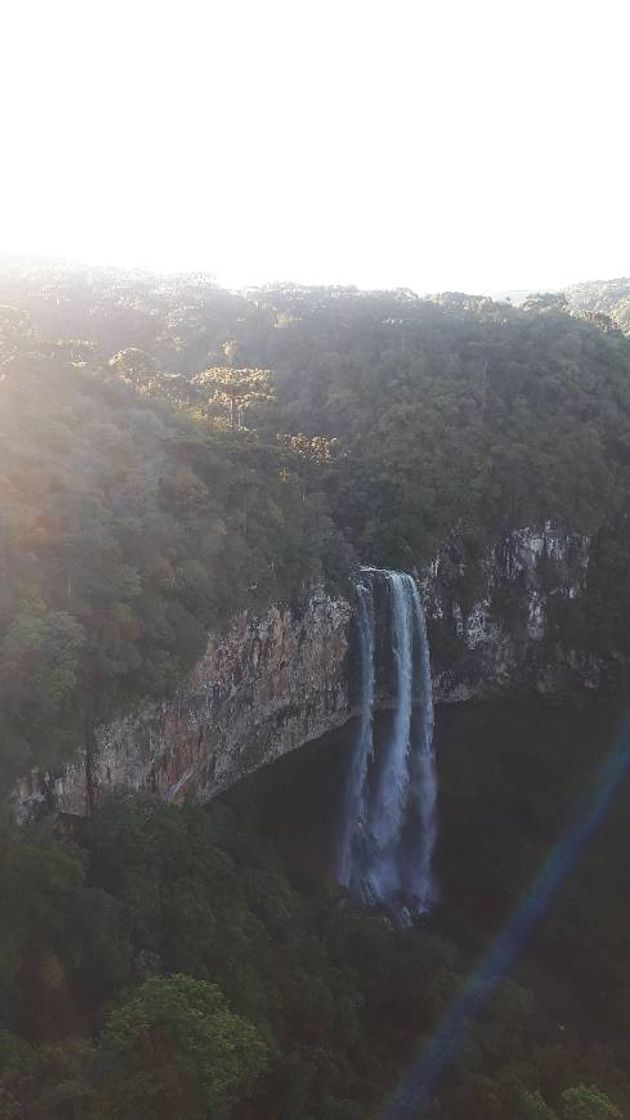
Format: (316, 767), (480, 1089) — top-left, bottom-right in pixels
(338, 569), (438, 917)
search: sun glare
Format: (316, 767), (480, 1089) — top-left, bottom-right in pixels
(1, 0), (629, 291)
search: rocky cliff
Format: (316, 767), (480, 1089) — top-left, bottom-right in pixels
(15, 523), (628, 820)
(15, 589), (353, 819)
(425, 523), (628, 701)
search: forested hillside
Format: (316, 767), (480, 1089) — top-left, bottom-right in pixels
(564, 278), (630, 335)
(6, 263), (630, 566)
(4, 263), (630, 788)
(0, 291), (346, 792)
(4, 263), (630, 1118)
(2, 712), (630, 1120)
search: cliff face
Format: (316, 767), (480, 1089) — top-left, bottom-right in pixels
(15, 590), (353, 819)
(15, 523), (629, 820)
(424, 523), (628, 701)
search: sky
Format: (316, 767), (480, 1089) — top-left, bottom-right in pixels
(1, 0), (629, 295)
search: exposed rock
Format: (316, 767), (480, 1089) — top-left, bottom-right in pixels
(14, 523), (629, 821)
(14, 590), (353, 820)
(424, 523), (625, 702)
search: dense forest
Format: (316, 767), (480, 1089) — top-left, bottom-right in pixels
(3, 261), (630, 1117)
(4, 263), (630, 789)
(0, 285), (347, 792)
(2, 709), (630, 1119)
(564, 278), (630, 336)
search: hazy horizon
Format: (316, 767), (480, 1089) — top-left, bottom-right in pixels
(2, 0), (629, 296)
(3, 251), (628, 305)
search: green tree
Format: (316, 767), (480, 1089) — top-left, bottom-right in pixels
(100, 974), (268, 1120)
(518, 1089), (559, 1120)
(193, 366), (272, 429)
(560, 1084), (623, 1120)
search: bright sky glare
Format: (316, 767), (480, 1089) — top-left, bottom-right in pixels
(1, 0), (628, 295)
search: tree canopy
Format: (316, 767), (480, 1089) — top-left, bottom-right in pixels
(3, 261), (630, 775)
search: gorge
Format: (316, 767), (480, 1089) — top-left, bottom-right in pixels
(5, 266), (630, 1120)
(14, 522), (628, 825)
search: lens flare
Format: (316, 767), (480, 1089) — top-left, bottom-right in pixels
(381, 716), (630, 1119)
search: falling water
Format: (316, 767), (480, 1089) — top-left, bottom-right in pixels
(338, 578), (375, 890)
(340, 568), (438, 914)
(407, 579), (438, 910)
(367, 572), (416, 902)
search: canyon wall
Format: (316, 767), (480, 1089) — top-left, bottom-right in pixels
(426, 523), (627, 701)
(15, 589), (353, 819)
(15, 523), (628, 820)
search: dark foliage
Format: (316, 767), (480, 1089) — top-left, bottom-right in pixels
(3, 265), (630, 1116)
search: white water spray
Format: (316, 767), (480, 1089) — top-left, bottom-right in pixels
(340, 568), (438, 914)
(367, 571), (415, 901)
(407, 580), (438, 909)
(338, 578), (375, 890)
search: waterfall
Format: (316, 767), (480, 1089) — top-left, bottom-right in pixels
(340, 568), (438, 914)
(407, 580), (437, 909)
(338, 578), (375, 890)
(367, 572), (416, 902)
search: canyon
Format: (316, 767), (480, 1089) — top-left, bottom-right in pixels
(14, 524), (627, 821)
